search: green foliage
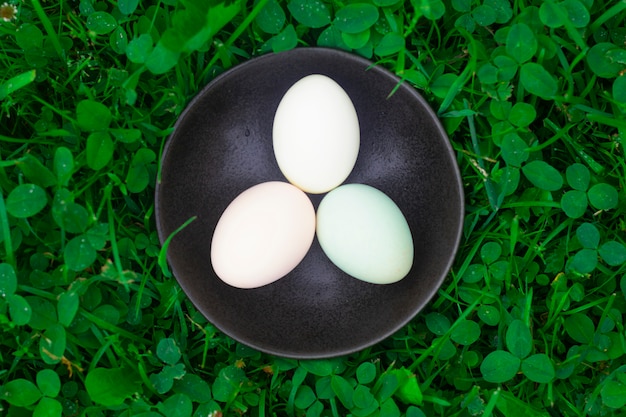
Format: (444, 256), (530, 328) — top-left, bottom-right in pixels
(601, 369), (626, 409)
(520, 63), (558, 99)
(288, 0), (331, 28)
(1, 379), (42, 407)
(85, 367), (142, 406)
(336, 3), (380, 34)
(587, 43), (626, 78)
(1, 0), (626, 416)
(86, 11), (118, 35)
(506, 23), (536, 64)
(6, 184), (47, 218)
(481, 350), (521, 383)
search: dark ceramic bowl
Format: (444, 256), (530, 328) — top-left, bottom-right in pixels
(155, 47), (464, 358)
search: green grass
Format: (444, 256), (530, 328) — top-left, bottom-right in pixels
(1, 0), (626, 416)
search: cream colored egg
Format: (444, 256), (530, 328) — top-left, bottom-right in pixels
(273, 74), (360, 194)
(210, 181), (316, 289)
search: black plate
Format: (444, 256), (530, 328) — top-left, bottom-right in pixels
(155, 47), (464, 358)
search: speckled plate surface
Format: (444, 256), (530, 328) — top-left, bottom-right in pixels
(155, 47), (464, 359)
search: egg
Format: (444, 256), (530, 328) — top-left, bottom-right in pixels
(273, 74), (360, 194)
(210, 181), (316, 289)
(316, 184), (414, 284)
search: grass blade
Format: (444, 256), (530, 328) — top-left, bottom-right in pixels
(158, 216), (197, 278)
(465, 99), (499, 212)
(0, 70), (36, 100)
(438, 29), (477, 115)
(30, 0), (65, 60)
(589, 0), (626, 34)
(0, 190), (15, 267)
(202, 0), (270, 78)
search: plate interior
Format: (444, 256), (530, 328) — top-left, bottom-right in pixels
(156, 48), (464, 358)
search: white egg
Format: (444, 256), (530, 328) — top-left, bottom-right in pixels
(273, 74), (360, 194)
(210, 181), (316, 289)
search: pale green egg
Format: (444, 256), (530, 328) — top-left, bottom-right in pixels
(316, 184), (414, 284)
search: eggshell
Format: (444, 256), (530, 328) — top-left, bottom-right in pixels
(316, 184), (414, 284)
(210, 181), (316, 289)
(273, 74), (360, 194)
